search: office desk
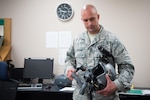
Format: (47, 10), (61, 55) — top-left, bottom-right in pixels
(16, 85), (73, 100)
(119, 93), (150, 100)
(16, 85), (150, 100)
(119, 88), (150, 100)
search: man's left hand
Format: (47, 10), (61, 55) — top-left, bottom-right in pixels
(96, 74), (117, 96)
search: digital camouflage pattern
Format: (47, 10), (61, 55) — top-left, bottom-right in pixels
(65, 25), (135, 100)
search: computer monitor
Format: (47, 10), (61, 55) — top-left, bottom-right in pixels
(23, 58), (54, 83)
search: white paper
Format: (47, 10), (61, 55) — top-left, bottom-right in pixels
(0, 25), (4, 36)
(46, 32), (58, 48)
(59, 49), (68, 65)
(59, 31), (72, 47)
(59, 87), (75, 91)
(142, 89), (150, 95)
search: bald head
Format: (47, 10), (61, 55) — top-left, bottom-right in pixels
(81, 4), (98, 15)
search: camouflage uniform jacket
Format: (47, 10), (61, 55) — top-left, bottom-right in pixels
(65, 25), (135, 100)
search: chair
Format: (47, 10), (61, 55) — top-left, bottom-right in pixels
(0, 62), (9, 80)
(0, 61), (18, 100)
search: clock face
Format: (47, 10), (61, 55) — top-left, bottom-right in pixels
(56, 3), (74, 21)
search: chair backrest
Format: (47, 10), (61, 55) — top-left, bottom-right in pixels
(0, 62), (18, 100)
(0, 62), (9, 80)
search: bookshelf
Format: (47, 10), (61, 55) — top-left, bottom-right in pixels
(0, 18), (11, 61)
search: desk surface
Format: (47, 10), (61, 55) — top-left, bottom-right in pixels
(16, 85), (150, 100)
(16, 84), (73, 100)
(119, 88), (150, 100)
(119, 93), (150, 100)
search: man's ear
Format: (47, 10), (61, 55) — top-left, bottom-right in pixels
(97, 14), (100, 20)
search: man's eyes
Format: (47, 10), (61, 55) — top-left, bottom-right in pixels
(83, 19), (88, 22)
(83, 18), (95, 22)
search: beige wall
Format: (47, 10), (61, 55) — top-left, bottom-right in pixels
(0, 0), (150, 87)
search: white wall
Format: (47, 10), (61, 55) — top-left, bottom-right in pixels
(0, 0), (150, 87)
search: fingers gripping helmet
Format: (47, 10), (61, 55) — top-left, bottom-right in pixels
(85, 62), (116, 91)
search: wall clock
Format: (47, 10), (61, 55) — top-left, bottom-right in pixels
(56, 3), (74, 21)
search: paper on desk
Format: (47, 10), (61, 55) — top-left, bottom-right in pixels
(59, 87), (75, 91)
(142, 89), (150, 95)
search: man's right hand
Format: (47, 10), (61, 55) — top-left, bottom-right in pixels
(66, 68), (76, 80)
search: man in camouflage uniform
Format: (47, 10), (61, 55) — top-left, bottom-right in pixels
(64, 4), (134, 100)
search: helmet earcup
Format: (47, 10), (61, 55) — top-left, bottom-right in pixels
(105, 63), (116, 81)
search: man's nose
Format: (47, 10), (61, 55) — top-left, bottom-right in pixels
(87, 20), (92, 25)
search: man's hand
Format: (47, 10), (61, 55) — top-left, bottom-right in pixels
(66, 68), (76, 80)
(96, 74), (117, 96)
